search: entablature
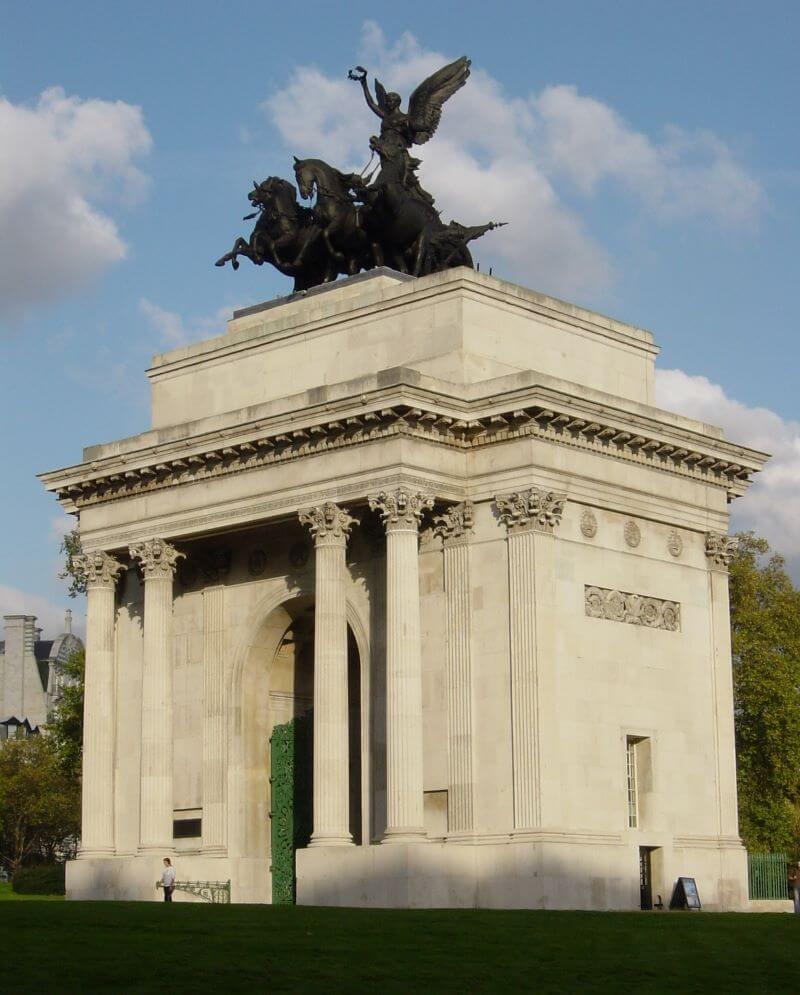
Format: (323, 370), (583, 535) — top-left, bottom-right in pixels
(39, 372), (767, 516)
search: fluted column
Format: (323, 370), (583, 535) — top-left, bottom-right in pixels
(129, 538), (183, 852)
(496, 488), (566, 831)
(433, 502), (476, 834)
(705, 532), (741, 838)
(73, 550), (125, 856)
(202, 585), (227, 853)
(299, 501), (358, 846)
(368, 487), (434, 843)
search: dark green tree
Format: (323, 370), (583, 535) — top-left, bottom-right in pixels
(48, 648), (85, 782)
(730, 532), (800, 853)
(0, 735), (80, 875)
(58, 526), (85, 597)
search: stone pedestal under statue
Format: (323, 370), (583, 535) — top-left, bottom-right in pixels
(41, 267), (765, 909)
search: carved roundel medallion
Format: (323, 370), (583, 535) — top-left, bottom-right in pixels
(248, 548), (267, 577)
(289, 541), (309, 569)
(580, 508), (598, 539)
(624, 520), (641, 548)
(177, 559), (199, 588)
(667, 529), (683, 558)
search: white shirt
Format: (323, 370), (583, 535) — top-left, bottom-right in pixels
(161, 866), (176, 887)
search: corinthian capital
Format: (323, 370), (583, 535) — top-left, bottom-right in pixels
(129, 538), (184, 579)
(72, 550), (125, 590)
(705, 532), (738, 570)
(495, 487), (566, 534)
(298, 501), (358, 545)
(368, 488), (434, 532)
(432, 501), (475, 543)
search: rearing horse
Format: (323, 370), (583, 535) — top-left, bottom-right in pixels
(215, 177), (334, 291)
(292, 157), (376, 276)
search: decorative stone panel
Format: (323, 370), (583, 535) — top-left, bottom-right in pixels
(584, 585), (680, 631)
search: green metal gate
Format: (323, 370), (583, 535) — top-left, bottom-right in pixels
(747, 852), (789, 900)
(269, 711), (313, 905)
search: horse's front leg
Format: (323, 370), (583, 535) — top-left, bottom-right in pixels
(215, 236), (251, 270)
(294, 225), (321, 266)
(322, 219), (346, 263)
(412, 231), (431, 277)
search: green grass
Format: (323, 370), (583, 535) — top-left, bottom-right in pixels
(0, 901), (793, 993)
(0, 881), (63, 901)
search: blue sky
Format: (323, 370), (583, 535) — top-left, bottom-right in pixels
(2, 1), (799, 635)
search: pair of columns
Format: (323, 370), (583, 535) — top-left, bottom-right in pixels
(299, 488), (433, 845)
(75, 538), (182, 856)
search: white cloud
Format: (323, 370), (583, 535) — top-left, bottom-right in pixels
(534, 86), (765, 227)
(0, 87), (151, 319)
(656, 369), (800, 574)
(139, 298), (233, 347)
(261, 23), (764, 296)
(0, 584), (83, 640)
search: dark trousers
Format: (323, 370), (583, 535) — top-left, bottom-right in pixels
(163, 885), (174, 903)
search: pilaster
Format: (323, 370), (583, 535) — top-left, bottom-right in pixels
(705, 531), (741, 837)
(495, 488), (566, 831)
(432, 501), (476, 835)
(202, 585), (227, 853)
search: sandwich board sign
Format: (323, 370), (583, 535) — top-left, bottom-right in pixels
(670, 877), (701, 910)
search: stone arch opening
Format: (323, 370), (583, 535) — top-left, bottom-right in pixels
(229, 587), (367, 903)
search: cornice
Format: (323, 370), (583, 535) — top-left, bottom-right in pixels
(40, 382), (766, 513)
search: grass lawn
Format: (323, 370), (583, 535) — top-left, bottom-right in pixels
(0, 901), (793, 993)
(0, 881), (63, 902)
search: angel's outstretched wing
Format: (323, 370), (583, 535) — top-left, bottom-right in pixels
(407, 56), (471, 144)
(374, 78), (390, 112)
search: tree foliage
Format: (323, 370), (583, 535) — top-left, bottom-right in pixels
(58, 526), (85, 597)
(730, 532), (800, 854)
(0, 735), (80, 875)
(48, 648), (85, 782)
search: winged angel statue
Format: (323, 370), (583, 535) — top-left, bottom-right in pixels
(216, 56), (503, 292)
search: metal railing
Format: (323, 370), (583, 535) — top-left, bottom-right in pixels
(748, 853), (789, 900)
(172, 879), (231, 904)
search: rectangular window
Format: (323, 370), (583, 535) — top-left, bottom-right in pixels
(626, 737), (640, 828)
(173, 818), (202, 839)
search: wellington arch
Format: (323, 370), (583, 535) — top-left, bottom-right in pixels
(40, 267), (767, 909)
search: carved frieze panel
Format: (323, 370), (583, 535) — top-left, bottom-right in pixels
(584, 585), (680, 631)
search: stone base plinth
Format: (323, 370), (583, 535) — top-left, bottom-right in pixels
(297, 838), (749, 912)
(66, 854), (241, 903)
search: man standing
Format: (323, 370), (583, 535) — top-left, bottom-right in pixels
(789, 862), (800, 913)
(159, 857), (176, 903)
